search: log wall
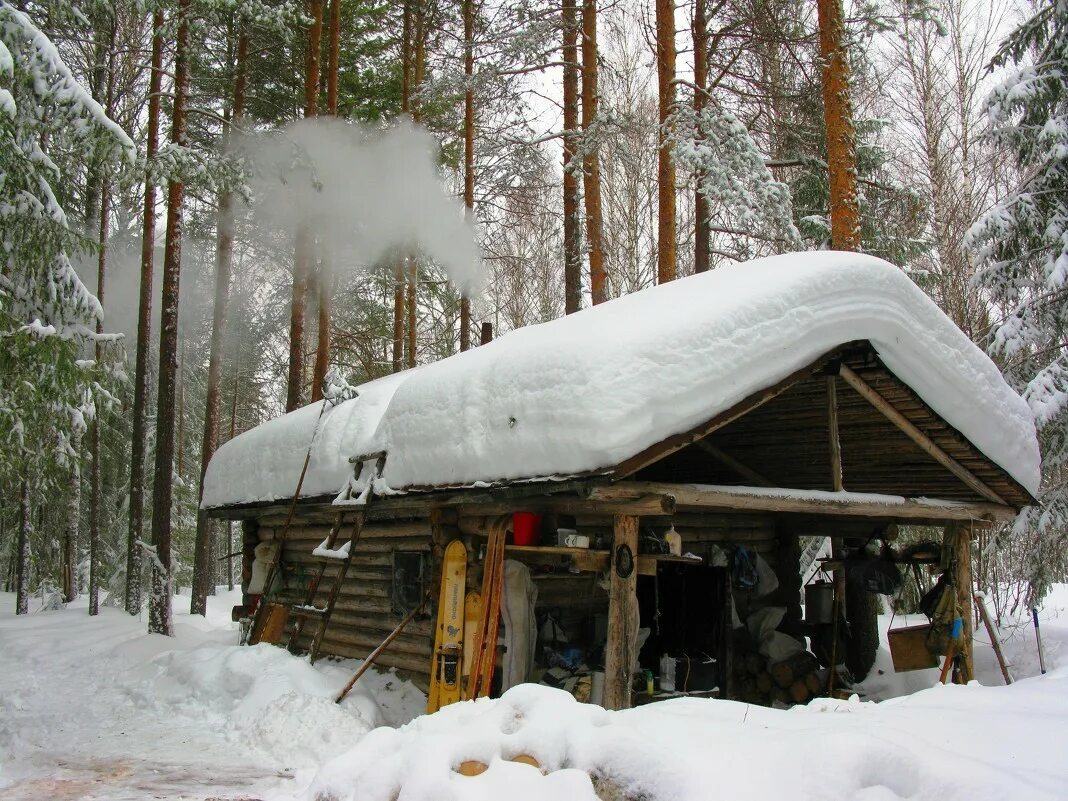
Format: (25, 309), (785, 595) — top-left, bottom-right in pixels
(249, 506), (839, 696)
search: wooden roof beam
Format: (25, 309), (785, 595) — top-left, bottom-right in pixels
(838, 364), (1008, 506)
(588, 481), (1016, 522)
(693, 439), (776, 487)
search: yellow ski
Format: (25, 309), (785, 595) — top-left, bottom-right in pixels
(427, 539), (467, 713)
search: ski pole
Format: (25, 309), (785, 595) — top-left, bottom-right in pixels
(1031, 608), (1047, 675)
(938, 618), (964, 685)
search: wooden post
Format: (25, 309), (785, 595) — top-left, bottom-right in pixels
(604, 514), (639, 710)
(827, 375), (843, 492)
(953, 522), (975, 683)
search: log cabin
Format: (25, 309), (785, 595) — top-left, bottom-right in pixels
(202, 252), (1040, 710)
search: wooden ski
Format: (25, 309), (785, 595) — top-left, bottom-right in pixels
(461, 591), (482, 698)
(467, 519), (507, 699)
(427, 539), (467, 713)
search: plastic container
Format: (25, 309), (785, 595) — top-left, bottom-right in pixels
(512, 512), (543, 546)
(660, 654), (676, 692)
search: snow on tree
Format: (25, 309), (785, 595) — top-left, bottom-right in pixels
(669, 103), (801, 262)
(0, 4), (132, 613)
(966, 0), (1068, 602)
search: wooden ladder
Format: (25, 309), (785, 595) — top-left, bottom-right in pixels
(287, 451), (386, 663)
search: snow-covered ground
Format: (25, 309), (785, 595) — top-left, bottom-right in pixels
(2, 587), (1066, 801)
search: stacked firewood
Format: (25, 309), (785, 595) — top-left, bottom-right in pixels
(734, 650), (823, 706)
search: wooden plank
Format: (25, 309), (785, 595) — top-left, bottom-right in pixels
(604, 515), (639, 710)
(693, 440), (776, 487)
(839, 364), (1007, 505)
(589, 481), (1016, 522)
(827, 375), (843, 492)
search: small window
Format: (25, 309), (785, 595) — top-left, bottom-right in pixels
(391, 550), (429, 615)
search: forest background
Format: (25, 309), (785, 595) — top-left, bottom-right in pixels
(1, 0), (1065, 634)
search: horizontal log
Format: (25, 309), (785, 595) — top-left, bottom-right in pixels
(260, 521), (434, 542)
(590, 482), (1016, 522)
(455, 495), (677, 517)
(290, 633), (431, 677)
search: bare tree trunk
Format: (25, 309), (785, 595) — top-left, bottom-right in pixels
(692, 0), (710, 274)
(406, 2), (427, 369)
(192, 26), (248, 616)
(393, 3), (412, 373)
(816, 0), (860, 250)
(288, 0), (324, 410)
(581, 0), (606, 304)
(89, 174), (111, 617)
(562, 0), (581, 314)
(461, 0), (474, 350)
(406, 257), (417, 368)
(312, 0), (340, 398)
(16, 478), (30, 615)
(149, 0), (192, 637)
(326, 0), (340, 113)
(655, 0), (677, 283)
(127, 11), (163, 616)
(63, 436), (80, 603)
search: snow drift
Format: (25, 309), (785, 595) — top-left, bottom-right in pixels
(202, 252), (1041, 509)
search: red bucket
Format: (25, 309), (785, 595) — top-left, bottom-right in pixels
(512, 512), (542, 546)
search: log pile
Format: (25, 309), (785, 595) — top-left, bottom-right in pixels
(733, 649), (824, 706)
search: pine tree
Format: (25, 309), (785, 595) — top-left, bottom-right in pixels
(0, 5), (132, 617)
(562, 0), (581, 314)
(967, 0), (1068, 601)
(655, 0), (677, 282)
(125, 10), (164, 616)
(150, 0), (193, 636)
(816, 0), (861, 250)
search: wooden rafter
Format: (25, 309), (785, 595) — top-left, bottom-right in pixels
(838, 364), (1008, 505)
(614, 348), (848, 478)
(694, 439), (776, 487)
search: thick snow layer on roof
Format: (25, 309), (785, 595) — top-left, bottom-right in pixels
(202, 251), (1041, 509)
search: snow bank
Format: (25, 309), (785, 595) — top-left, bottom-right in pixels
(307, 672), (1068, 801)
(0, 589), (424, 799)
(203, 252), (1040, 509)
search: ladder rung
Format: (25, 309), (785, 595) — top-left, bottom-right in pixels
(290, 605), (327, 619)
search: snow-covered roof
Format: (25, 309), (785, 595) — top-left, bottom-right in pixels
(201, 252), (1041, 509)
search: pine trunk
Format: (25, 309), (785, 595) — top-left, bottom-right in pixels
(406, 257), (417, 369)
(192, 27), (248, 616)
(655, 0), (677, 283)
(149, 0), (192, 637)
(581, 0), (606, 304)
(816, 0), (860, 250)
(16, 478), (30, 615)
(562, 0), (580, 315)
(393, 3), (412, 373)
(89, 175), (110, 617)
(406, 5), (427, 369)
(692, 0), (710, 274)
(312, 0), (339, 399)
(127, 9), (164, 616)
(288, 0), (324, 411)
(460, 0), (474, 351)
(326, 0), (340, 114)
(62, 436), (79, 603)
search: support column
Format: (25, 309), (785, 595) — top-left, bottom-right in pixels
(953, 522), (975, 683)
(604, 514), (639, 710)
